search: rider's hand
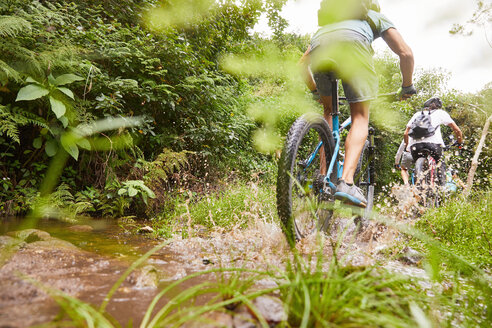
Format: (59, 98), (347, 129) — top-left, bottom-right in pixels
(452, 141), (464, 149)
(398, 84), (417, 100)
(394, 164), (401, 170)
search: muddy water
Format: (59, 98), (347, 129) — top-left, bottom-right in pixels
(0, 217), (293, 327)
(0, 218), (191, 327)
(0, 210), (429, 328)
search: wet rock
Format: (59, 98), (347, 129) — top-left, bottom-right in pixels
(251, 296), (287, 325)
(27, 238), (78, 250)
(0, 235), (26, 266)
(0, 235), (26, 250)
(126, 265), (159, 288)
(234, 305), (257, 328)
(137, 226), (154, 234)
(67, 225), (93, 232)
(202, 258), (214, 265)
(184, 311), (233, 328)
(399, 246), (423, 265)
(7, 229), (51, 243)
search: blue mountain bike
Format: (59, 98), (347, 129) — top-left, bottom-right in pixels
(276, 75), (375, 244)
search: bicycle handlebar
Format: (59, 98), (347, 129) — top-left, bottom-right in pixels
(443, 141), (463, 151)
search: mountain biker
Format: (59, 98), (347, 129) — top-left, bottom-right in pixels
(300, 0), (416, 207)
(404, 97), (464, 185)
(394, 139), (414, 185)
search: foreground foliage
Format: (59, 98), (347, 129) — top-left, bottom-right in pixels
(416, 191), (492, 269)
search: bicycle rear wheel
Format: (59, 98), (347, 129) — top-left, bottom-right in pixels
(277, 113), (336, 246)
(415, 157), (438, 207)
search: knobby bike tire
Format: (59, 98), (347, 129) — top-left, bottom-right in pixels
(354, 140), (374, 219)
(276, 113), (335, 246)
(414, 157), (439, 208)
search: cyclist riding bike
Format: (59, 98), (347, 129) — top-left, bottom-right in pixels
(394, 139), (414, 185)
(300, 0), (416, 207)
(404, 97), (464, 185)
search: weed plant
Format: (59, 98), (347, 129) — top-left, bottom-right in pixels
(415, 190), (492, 269)
(155, 181), (277, 237)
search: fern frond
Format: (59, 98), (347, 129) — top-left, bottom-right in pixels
(0, 105), (20, 143)
(0, 59), (21, 82)
(0, 42), (42, 77)
(0, 16), (31, 38)
(11, 107), (50, 130)
(143, 148), (193, 186)
(51, 183), (74, 205)
(0, 105), (50, 143)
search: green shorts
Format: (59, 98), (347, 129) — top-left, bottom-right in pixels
(310, 30), (378, 103)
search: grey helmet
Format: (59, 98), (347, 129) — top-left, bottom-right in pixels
(423, 97), (443, 109)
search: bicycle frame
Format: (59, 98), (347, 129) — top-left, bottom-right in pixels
(302, 77), (375, 195)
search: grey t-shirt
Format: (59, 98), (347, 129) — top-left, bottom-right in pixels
(310, 10), (396, 50)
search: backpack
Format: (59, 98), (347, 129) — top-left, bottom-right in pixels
(318, 0), (371, 26)
(408, 110), (437, 139)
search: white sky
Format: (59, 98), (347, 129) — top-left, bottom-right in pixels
(255, 0), (492, 93)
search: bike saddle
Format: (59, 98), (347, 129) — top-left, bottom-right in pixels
(313, 58), (341, 80)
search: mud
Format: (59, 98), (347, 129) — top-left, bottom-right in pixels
(0, 209), (428, 328)
(0, 220), (179, 327)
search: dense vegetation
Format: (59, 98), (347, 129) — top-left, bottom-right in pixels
(1, 0), (490, 220)
(0, 0), (287, 217)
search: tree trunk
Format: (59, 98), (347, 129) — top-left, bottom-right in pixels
(464, 115), (492, 197)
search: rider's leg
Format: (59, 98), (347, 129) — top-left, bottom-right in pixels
(341, 101), (370, 184)
(401, 168), (410, 185)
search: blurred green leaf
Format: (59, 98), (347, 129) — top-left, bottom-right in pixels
(49, 96), (66, 118)
(57, 87), (74, 99)
(33, 137), (42, 149)
(59, 116), (69, 128)
(16, 84), (49, 101)
(45, 139), (58, 157)
(53, 74), (84, 86)
(76, 138), (91, 150)
(128, 187), (137, 197)
(61, 134), (79, 160)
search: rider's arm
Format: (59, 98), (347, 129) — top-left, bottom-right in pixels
(381, 28), (414, 94)
(448, 122), (463, 144)
(395, 141), (405, 164)
(404, 126), (411, 146)
(299, 46), (317, 92)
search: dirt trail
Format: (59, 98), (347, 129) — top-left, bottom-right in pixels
(0, 202), (426, 327)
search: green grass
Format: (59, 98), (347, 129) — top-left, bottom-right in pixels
(154, 181), (277, 237)
(415, 190), (492, 269)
